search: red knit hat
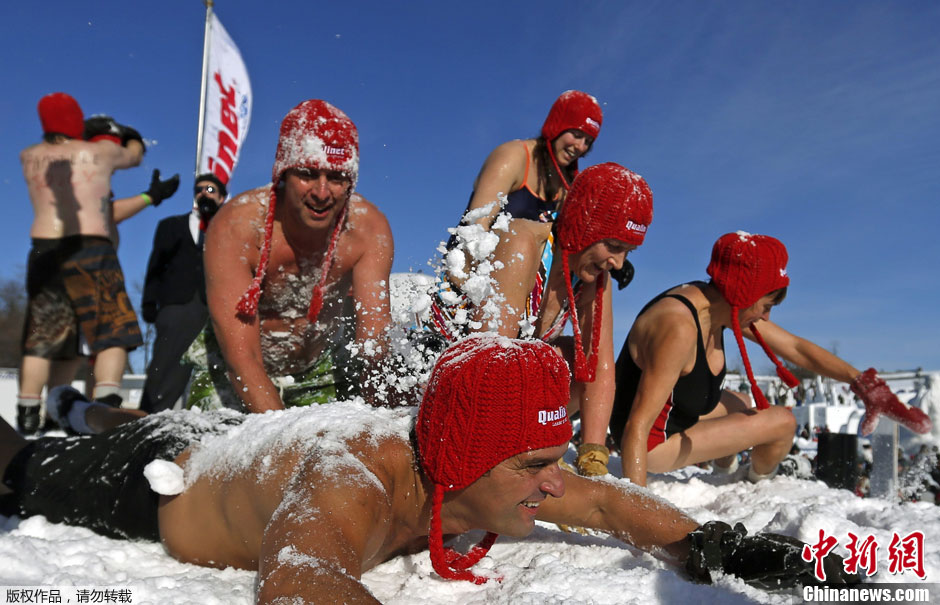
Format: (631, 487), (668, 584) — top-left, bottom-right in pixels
(541, 90), (603, 190)
(38, 92), (84, 139)
(706, 232), (799, 409)
(541, 90), (603, 142)
(416, 334), (573, 584)
(556, 163), (653, 382)
(236, 100), (358, 322)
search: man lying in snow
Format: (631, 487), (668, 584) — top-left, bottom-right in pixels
(0, 335), (857, 603)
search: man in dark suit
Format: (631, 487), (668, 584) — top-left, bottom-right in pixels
(139, 174), (226, 413)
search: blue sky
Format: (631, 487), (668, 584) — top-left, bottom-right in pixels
(1, 1), (938, 374)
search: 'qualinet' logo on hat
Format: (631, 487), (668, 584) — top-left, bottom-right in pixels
(627, 220), (647, 234)
(538, 404), (568, 426)
(585, 117), (600, 129)
(324, 145), (347, 157)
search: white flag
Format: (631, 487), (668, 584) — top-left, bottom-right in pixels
(197, 13), (252, 186)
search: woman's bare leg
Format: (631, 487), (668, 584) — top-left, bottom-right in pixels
(646, 389), (796, 475)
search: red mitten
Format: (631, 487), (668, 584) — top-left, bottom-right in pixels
(851, 368), (932, 435)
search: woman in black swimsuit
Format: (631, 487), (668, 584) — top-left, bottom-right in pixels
(611, 232), (928, 487)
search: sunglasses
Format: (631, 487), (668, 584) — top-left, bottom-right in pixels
(194, 185), (218, 195)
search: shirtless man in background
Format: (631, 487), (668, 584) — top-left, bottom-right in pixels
(188, 99), (396, 412)
(17, 92), (146, 434)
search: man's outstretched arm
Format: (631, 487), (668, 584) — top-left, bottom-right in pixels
(257, 455), (390, 604)
(538, 471), (697, 561)
(204, 196), (284, 412)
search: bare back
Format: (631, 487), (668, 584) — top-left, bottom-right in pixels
(21, 139), (142, 239)
(157, 404), (429, 574)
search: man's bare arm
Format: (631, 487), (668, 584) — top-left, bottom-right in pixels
(97, 138), (143, 170)
(538, 471), (698, 561)
(350, 200), (395, 353)
(257, 454), (391, 604)
(204, 194), (284, 412)
(111, 194), (151, 223)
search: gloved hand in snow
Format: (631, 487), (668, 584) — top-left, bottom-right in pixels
(686, 521), (859, 590)
(851, 368), (932, 436)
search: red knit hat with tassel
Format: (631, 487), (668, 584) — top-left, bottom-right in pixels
(556, 163), (653, 382)
(416, 334), (572, 584)
(541, 90), (603, 190)
(38, 92), (84, 140)
(706, 232), (799, 409)
(236, 99), (359, 321)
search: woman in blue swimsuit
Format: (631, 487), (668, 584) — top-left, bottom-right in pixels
(439, 90), (602, 297)
(433, 163), (653, 477)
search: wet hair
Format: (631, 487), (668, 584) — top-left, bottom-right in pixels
(42, 132), (68, 143)
(533, 135), (579, 206)
(707, 281), (788, 307)
(768, 287), (788, 305)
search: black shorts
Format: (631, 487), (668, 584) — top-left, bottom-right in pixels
(1, 410), (245, 541)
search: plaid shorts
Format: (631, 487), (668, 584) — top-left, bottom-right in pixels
(22, 236), (142, 359)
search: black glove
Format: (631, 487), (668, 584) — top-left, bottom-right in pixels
(84, 115), (122, 141)
(141, 303), (158, 324)
(609, 259), (635, 290)
(686, 521), (859, 590)
(120, 124), (144, 149)
(144, 170), (180, 207)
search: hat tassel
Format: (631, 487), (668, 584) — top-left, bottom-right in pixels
(236, 185), (278, 319)
(749, 324), (800, 388)
(428, 485), (499, 584)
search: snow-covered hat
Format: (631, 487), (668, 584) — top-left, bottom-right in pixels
(271, 99), (359, 188)
(556, 163), (653, 382)
(38, 92), (84, 140)
(416, 335), (572, 584)
(706, 232), (798, 409)
(236, 99), (357, 322)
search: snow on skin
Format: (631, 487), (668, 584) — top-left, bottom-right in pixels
(5, 449), (939, 604)
(181, 401), (413, 487)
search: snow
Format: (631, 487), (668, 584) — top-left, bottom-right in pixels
(143, 459), (184, 496)
(2, 415), (938, 603)
(2, 272), (938, 602)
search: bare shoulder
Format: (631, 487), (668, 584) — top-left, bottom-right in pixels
(632, 292), (700, 357)
(470, 139), (531, 198)
(20, 142), (42, 161)
(345, 194), (393, 242)
(486, 138), (530, 167)
(287, 431), (415, 518)
(210, 185), (269, 236)
(478, 139), (529, 176)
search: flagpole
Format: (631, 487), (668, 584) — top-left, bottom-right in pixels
(195, 0), (214, 175)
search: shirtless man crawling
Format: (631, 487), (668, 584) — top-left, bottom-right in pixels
(188, 99), (396, 412)
(0, 336), (856, 603)
(17, 93), (146, 434)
